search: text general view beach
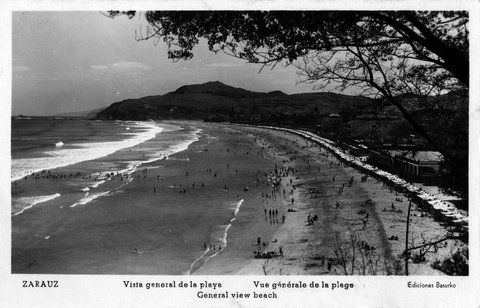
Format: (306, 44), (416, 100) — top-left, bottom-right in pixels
(11, 119), (467, 275)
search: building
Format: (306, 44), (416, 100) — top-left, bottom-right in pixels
(368, 149), (442, 177)
(249, 114), (261, 122)
(317, 113), (343, 129)
(347, 114), (401, 142)
(392, 150), (442, 176)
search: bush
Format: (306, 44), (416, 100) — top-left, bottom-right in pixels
(432, 247), (468, 276)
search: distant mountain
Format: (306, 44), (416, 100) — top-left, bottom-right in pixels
(172, 81), (287, 98)
(93, 81), (373, 121)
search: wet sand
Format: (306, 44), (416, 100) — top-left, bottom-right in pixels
(12, 122), (461, 275)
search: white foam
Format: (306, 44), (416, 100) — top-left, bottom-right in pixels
(217, 199), (244, 247)
(13, 193), (61, 216)
(69, 191), (110, 208)
(166, 156), (190, 161)
(186, 199), (244, 274)
(111, 128), (202, 178)
(90, 180), (106, 189)
(185, 248), (210, 275)
(11, 121), (163, 182)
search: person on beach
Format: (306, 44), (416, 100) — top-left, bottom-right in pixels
(257, 236), (261, 246)
(282, 214), (286, 223)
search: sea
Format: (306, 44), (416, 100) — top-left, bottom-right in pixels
(12, 118), (198, 211)
(11, 117), (244, 274)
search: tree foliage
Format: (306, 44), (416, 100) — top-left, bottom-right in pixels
(109, 11), (468, 85)
(108, 11), (468, 183)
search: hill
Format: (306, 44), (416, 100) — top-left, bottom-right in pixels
(93, 81), (373, 121)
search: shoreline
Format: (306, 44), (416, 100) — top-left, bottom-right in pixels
(11, 121), (467, 275)
(11, 120), (163, 183)
(272, 126), (468, 229)
(192, 124), (467, 275)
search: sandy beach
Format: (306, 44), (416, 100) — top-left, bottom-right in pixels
(11, 121), (464, 275)
(193, 124), (461, 275)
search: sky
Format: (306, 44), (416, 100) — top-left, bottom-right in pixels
(12, 11), (318, 116)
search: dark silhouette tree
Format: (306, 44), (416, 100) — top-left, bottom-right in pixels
(108, 11), (468, 85)
(107, 11), (468, 186)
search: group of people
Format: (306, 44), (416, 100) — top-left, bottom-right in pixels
(253, 246), (283, 259)
(307, 214), (318, 225)
(254, 235), (284, 259)
(264, 208), (279, 217)
(19, 169), (84, 181)
(204, 242), (222, 252)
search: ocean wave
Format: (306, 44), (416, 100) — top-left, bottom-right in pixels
(69, 191), (110, 208)
(186, 198), (244, 274)
(216, 199), (244, 249)
(12, 193), (61, 216)
(112, 128), (202, 177)
(11, 122), (163, 182)
(166, 156), (190, 161)
(69, 127), (202, 208)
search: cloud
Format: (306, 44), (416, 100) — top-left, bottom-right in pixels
(112, 61), (152, 70)
(90, 61), (152, 72)
(204, 62), (246, 68)
(90, 64), (109, 71)
(13, 65), (32, 72)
